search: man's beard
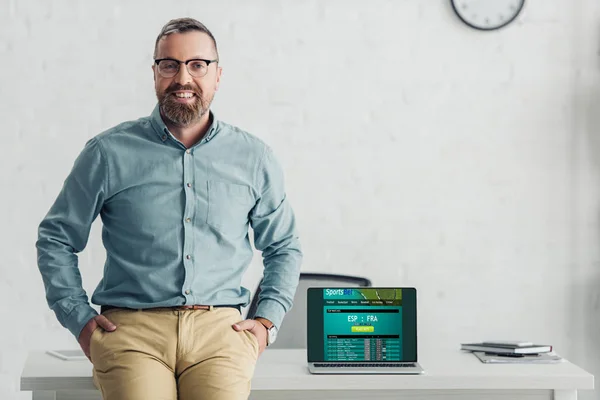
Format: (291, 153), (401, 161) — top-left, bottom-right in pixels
(157, 84), (213, 127)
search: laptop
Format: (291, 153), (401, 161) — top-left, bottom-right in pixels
(307, 287), (424, 374)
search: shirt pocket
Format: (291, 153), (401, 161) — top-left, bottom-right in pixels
(207, 181), (254, 236)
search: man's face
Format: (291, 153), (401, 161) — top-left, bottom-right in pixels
(153, 31), (222, 127)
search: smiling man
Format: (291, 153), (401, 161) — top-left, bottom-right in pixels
(36, 18), (302, 400)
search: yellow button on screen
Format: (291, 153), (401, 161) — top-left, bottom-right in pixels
(351, 326), (374, 333)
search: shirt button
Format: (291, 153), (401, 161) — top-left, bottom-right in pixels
(186, 183), (192, 188)
(162, 135), (167, 140)
(186, 149), (191, 154)
(185, 218), (191, 223)
(185, 289), (191, 295)
(186, 254), (191, 260)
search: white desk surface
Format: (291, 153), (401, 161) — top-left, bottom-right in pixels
(21, 347), (594, 392)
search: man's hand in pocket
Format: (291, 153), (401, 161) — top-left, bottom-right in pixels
(78, 315), (117, 361)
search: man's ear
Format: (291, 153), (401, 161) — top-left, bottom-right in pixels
(214, 66), (222, 91)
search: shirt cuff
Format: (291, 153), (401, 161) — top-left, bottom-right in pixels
(253, 298), (286, 329)
(63, 304), (99, 339)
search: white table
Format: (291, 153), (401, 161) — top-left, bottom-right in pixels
(21, 347), (594, 400)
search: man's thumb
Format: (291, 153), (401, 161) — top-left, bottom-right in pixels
(232, 319), (255, 331)
(95, 315), (117, 331)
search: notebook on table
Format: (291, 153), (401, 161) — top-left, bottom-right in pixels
(460, 342), (552, 354)
(307, 287), (424, 374)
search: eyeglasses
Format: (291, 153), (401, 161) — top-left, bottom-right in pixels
(154, 58), (218, 78)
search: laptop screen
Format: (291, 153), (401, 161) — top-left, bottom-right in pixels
(307, 287), (417, 362)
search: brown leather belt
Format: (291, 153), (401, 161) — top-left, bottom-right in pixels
(101, 304), (241, 314)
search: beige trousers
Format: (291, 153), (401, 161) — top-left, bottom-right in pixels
(90, 306), (259, 400)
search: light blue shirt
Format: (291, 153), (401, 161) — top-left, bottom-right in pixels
(36, 105), (303, 339)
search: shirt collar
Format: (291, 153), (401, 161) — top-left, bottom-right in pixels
(150, 103), (220, 144)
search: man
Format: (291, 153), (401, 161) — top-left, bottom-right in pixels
(36, 17), (302, 400)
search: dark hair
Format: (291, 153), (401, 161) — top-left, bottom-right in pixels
(154, 18), (218, 59)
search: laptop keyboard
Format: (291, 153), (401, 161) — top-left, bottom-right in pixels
(314, 363), (416, 368)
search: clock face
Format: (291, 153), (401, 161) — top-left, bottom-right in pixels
(451, 0), (525, 31)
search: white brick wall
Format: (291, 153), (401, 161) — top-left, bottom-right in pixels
(2, 0), (600, 399)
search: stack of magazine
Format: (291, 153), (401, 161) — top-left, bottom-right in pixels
(460, 341), (563, 364)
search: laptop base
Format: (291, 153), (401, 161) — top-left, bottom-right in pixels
(308, 362), (424, 375)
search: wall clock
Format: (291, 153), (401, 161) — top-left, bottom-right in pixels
(450, 0), (525, 31)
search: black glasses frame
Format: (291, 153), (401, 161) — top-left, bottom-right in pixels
(154, 58), (219, 77)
